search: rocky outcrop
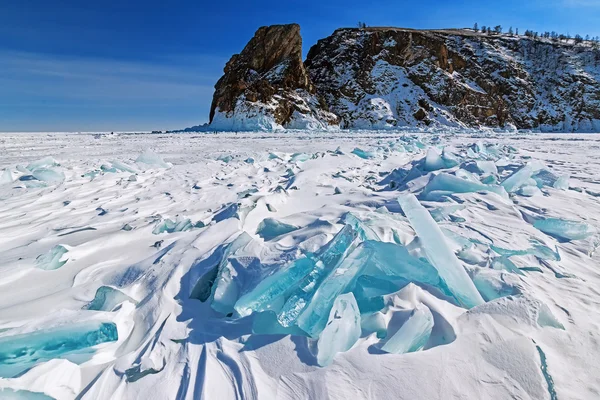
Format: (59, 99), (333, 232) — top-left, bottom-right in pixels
(209, 24), (338, 130)
(208, 25), (600, 132)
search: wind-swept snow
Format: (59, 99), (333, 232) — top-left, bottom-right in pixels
(0, 131), (599, 399)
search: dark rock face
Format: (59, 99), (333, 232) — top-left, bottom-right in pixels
(209, 24), (338, 130)
(209, 25), (600, 132)
(305, 28), (600, 131)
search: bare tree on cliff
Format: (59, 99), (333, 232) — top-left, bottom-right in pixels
(494, 25), (502, 35)
(474, 23), (479, 32)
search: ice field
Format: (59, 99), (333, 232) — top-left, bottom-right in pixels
(0, 131), (599, 399)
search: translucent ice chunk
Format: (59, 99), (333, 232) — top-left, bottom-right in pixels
(533, 218), (596, 241)
(234, 257), (315, 317)
(491, 243), (560, 261)
(30, 168), (65, 183)
(518, 185), (542, 197)
(0, 169), (15, 185)
(422, 173), (508, 201)
(251, 311), (307, 336)
(476, 160), (498, 175)
(501, 162), (545, 193)
(381, 305), (434, 354)
(84, 286), (137, 311)
(291, 153), (311, 162)
(296, 243), (370, 337)
(152, 217), (193, 234)
(35, 245), (69, 270)
(110, 160), (137, 173)
(256, 218), (299, 241)
(351, 148), (376, 159)
(0, 388), (54, 399)
(553, 176), (569, 190)
(276, 224), (361, 327)
(398, 194), (484, 308)
(423, 147), (445, 171)
(0, 322), (118, 378)
(316, 293), (361, 366)
(361, 312), (387, 339)
(441, 149), (460, 168)
(213, 203), (239, 222)
(491, 257), (525, 275)
(26, 157), (58, 172)
(135, 150), (171, 169)
(429, 204), (466, 222)
(471, 269), (519, 301)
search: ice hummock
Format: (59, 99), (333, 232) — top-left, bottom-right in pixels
(153, 217), (193, 234)
(421, 173), (508, 201)
(256, 218), (299, 241)
(380, 305), (434, 354)
(533, 218), (596, 241)
(398, 194), (484, 308)
(0, 322), (118, 377)
(35, 245), (69, 270)
(135, 150), (172, 169)
(316, 293), (361, 366)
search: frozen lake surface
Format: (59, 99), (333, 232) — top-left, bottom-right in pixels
(0, 131), (599, 399)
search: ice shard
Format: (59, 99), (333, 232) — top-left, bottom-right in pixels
(398, 194), (484, 308)
(110, 160), (137, 173)
(351, 148), (376, 159)
(501, 162), (545, 193)
(35, 245), (69, 270)
(234, 257), (315, 317)
(553, 176), (569, 190)
(0, 388), (54, 399)
(533, 218), (597, 241)
(421, 173), (508, 201)
(0, 169), (15, 185)
(84, 286), (138, 311)
(423, 147), (445, 171)
(361, 312), (387, 339)
(152, 217), (193, 234)
(296, 243), (371, 337)
(256, 218), (299, 241)
(316, 293), (361, 367)
(26, 157), (58, 172)
(276, 224), (361, 327)
(0, 322), (118, 378)
(381, 305), (434, 354)
(135, 150), (171, 169)
(476, 160), (498, 175)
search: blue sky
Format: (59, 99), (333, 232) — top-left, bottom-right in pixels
(1, 0), (599, 132)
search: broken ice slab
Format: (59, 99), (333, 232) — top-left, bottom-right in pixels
(429, 204), (466, 222)
(277, 224), (362, 327)
(381, 305), (434, 354)
(491, 257), (525, 275)
(296, 243), (371, 337)
(351, 148), (376, 159)
(501, 161), (545, 193)
(353, 274), (408, 314)
(256, 218), (299, 241)
(398, 194), (484, 308)
(31, 168), (65, 183)
(217, 154), (234, 163)
(491, 243), (560, 261)
(421, 173), (508, 201)
(423, 147), (445, 171)
(441, 149), (460, 168)
(0, 321), (118, 378)
(341, 212), (380, 241)
(26, 156), (58, 172)
(110, 160), (137, 173)
(290, 153), (311, 162)
(234, 257), (316, 317)
(0, 169), (15, 185)
(534, 218), (596, 241)
(316, 293), (361, 367)
(0, 388), (54, 399)
(361, 312), (387, 339)
(472, 269), (520, 301)
(553, 176), (569, 190)
(476, 160), (498, 175)
(84, 286), (138, 311)
(213, 203), (239, 223)
(135, 150), (171, 169)
(518, 185), (542, 197)
(251, 311), (307, 336)
(35, 245), (69, 270)
(152, 217), (193, 234)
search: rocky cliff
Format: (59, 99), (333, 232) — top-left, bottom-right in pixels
(208, 25), (600, 132)
(209, 24), (338, 130)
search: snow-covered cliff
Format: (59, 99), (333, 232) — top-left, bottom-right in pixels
(208, 25), (600, 132)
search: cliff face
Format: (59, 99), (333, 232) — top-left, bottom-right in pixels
(209, 25), (600, 132)
(209, 24), (338, 131)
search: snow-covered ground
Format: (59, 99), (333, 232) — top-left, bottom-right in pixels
(0, 131), (599, 399)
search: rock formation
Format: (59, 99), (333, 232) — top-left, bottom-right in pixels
(207, 25), (600, 132)
(209, 24), (338, 130)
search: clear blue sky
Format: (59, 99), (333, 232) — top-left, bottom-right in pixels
(1, 0), (598, 132)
